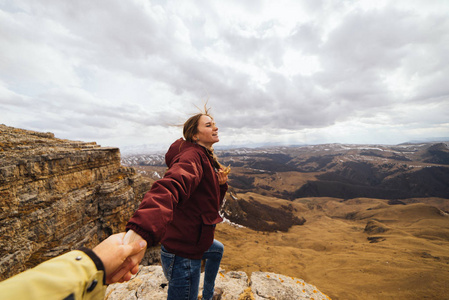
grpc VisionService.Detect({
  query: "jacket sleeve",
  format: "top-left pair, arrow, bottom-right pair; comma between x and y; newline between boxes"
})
0,250 -> 106,300
126,149 -> 203,246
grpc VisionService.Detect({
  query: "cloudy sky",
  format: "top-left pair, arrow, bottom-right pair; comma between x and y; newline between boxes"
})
1,0 -> 448,152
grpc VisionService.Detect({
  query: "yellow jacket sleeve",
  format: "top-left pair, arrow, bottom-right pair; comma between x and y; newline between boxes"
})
0,250 -> 106,300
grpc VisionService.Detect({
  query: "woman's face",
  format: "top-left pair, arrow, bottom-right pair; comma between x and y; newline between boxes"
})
193,115 -> 219,148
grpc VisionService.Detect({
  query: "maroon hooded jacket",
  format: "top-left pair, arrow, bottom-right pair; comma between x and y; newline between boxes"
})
126,138 -> 228,259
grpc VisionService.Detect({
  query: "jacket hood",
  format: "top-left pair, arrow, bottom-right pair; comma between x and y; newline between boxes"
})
165,138 -> 200,168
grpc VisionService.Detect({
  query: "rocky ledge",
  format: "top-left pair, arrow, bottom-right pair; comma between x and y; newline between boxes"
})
0,125 -> 151,280
105,265 -> 331,300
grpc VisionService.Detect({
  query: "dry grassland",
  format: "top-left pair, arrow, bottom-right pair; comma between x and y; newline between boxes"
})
216,195 -> 449,300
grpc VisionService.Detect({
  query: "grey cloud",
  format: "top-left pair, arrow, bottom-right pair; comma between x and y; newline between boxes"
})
220,21 -> 285,68
304,6 -> 449,124
215,72 -> 334,130
289,23 -> 323,54
322,9 -> 422,71
17,1 -> 178,74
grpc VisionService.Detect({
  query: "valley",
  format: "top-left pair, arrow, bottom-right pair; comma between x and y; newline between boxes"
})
215,195 -> 449,299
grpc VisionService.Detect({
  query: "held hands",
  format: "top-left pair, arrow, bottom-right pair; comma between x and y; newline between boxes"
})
120,230 -> 147,280
92,232 -> 147,284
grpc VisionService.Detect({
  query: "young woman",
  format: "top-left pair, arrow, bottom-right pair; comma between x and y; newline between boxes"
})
124,109 -> 229,300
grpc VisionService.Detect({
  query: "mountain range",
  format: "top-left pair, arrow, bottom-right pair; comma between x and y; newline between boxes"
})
122,142 -> 449,202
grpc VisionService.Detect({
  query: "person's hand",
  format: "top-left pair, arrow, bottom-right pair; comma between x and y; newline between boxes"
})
217,169 -> 228,185
92,232 -> 147,284
112,230 -> 147,282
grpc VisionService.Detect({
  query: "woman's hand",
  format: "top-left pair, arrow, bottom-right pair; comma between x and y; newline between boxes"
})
92,232 -> 147,284
217,169 -> 228,185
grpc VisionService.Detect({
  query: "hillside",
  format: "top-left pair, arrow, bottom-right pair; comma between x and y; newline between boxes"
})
219,143 -> 449,200
215,194 -> 449,299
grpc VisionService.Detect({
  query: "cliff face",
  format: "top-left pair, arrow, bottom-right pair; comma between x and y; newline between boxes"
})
0,125 -> 151,280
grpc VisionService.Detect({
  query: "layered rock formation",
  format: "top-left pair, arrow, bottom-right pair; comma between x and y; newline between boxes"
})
0,124 -> 151,280
105,266 -> 331,300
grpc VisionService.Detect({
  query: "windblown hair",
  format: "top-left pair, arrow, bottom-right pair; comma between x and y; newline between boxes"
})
182,105 -> 230,175
183,106 -> 213,143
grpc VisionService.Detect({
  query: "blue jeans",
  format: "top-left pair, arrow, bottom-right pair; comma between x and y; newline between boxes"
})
161,240 -> 224,300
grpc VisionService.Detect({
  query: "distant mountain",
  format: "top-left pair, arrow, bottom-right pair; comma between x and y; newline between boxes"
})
404,137 -> 449,144
120,142 -> 308,154
221,142 -> 449,200
121,153 -> 165,167
120,144 -> 167,155
122,142 -> 449,200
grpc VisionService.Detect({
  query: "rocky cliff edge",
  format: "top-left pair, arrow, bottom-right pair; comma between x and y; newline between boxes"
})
0,124 -> 151,280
